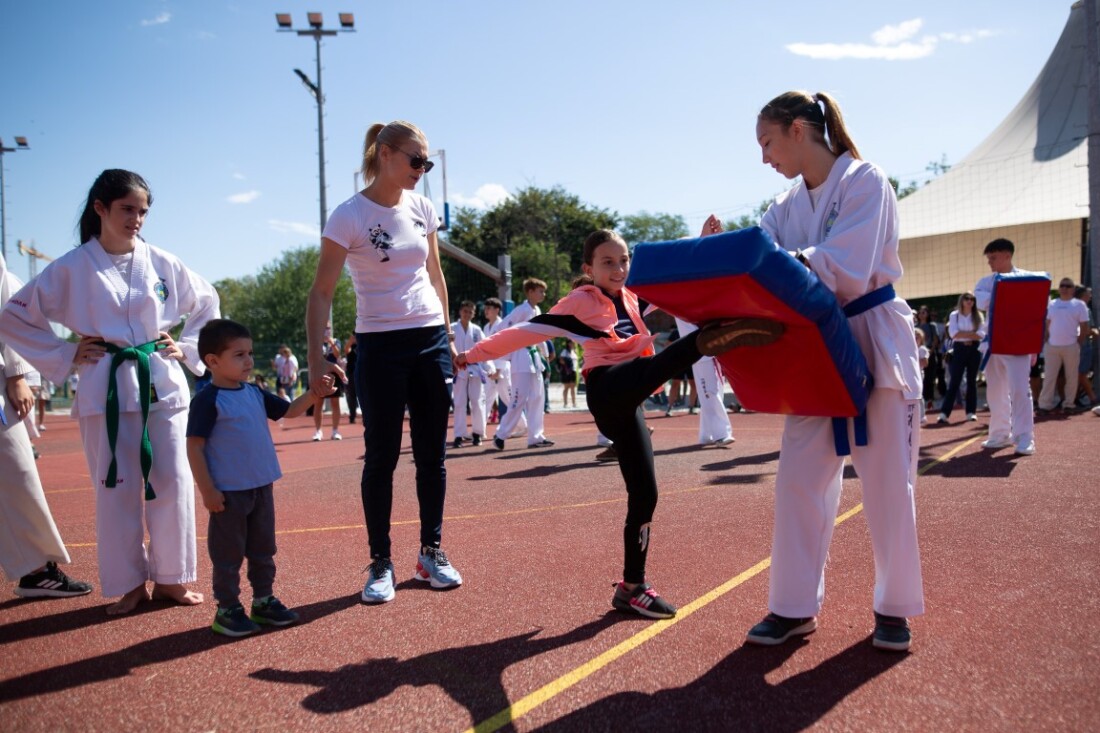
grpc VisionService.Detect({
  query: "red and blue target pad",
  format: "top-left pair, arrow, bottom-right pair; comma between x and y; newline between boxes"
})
626,227 -> 871,418
984,272 -> 1051,359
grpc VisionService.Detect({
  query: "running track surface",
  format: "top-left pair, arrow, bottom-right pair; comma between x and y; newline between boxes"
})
1,405 -> 1098,732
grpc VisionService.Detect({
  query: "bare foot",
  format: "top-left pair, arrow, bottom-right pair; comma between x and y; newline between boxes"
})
106,584 -> 151,616
151,583 -> 204,606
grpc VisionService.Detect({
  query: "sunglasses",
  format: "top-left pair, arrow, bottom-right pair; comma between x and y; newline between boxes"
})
394,147 -> 434,173
962,296 -> 975,301
1060,284 -> 1074,289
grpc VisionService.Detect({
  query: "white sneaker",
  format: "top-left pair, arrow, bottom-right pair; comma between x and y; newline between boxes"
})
414,547 -> 462,589
362,558 -> 396,603
311,430 -> 323,442
1093,405 -> 1100,416
1015,442 -> 1036,456
966,413 -> 977,421
981,437 -> 1013,449
936,414 -> 948,424
331,431 -> 342,441
37,424 -> 46,432
710,436 -> 736,446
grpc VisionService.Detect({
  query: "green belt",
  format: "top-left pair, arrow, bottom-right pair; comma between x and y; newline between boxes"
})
100,340 -> 159,501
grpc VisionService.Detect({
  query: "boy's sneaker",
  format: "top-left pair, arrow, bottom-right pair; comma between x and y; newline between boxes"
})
414,547 -> 463,589
967,413 -> 978,421
936,414 -> 948,424
250,596 -> 299,626
872,612 -> 911,651
745,613 -> 817,645
595,446 -> 618,462
1015,442 -> 1036,456
611,581 -> 677,619
212,604 -> 261,637
981,437 -> 1013,449
362,558 -> 396,603
528,438 -> 555,448
493,436 -> 505,450
331,431 -> 342,441
452,437 -> 465,448
14,562 -> 93,598
472,433 -> 482,447
312,430 -> 323,442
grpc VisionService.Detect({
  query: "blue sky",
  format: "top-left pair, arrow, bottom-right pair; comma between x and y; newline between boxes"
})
0,1 -> 1070,284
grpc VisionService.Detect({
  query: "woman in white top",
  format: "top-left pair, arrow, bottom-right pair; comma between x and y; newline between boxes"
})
307,121 -> 461,604
702,91 -> 924,651
938,292 -> 983,423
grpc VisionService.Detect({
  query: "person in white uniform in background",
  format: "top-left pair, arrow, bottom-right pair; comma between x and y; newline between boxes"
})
701,91 -> 924,651
974,239 -> 1036,455
0,253 -> 93,599
0,169 -> 219,615
452,300 -> 493,447
482,297 -> 523,432
493,278 -> 553,450
674,317 -> 735,446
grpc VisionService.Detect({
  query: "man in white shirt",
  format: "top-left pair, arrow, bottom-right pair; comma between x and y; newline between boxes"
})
493,278 -> 553,449
1038,278 -> 1090,411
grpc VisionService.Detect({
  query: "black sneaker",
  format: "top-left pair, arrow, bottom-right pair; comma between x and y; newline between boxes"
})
493,436 -> 505,451
611,581 -> 677,619
697,318 -> 785,356
14,562 -> 93,598
872,612 -> 911,651
212,604 -> 261,637
745,613 -> 817,645
472,433 -> 482,447
452,437 -> 465,449
528,438 -> 555,448
251,596 -> 300,626
595,446 -> 618,462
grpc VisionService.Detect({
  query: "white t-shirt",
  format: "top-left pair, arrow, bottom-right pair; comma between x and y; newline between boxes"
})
1046,297 -> 1089,347
323,190 -> 443,333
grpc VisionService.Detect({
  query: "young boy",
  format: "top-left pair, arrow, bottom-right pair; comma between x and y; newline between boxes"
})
452,300 -> 493,447
494,278 -> 553,450
186,319 -> 329,637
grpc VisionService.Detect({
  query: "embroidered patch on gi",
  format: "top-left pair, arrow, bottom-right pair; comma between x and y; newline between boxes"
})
824,203 -> 839,236
154,279 -> 169,302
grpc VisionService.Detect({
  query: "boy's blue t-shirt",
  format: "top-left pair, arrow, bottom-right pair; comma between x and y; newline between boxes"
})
186,383 -> 290,491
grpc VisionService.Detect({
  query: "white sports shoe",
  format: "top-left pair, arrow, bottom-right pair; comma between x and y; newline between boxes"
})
331,431 -> 343,441
362,558 -> 396,603
311,430 -> 323,442
1015,442 -> 1036,456
711,436 -> 736,446
981,438 -> 1013,449
414,547 -> 462,589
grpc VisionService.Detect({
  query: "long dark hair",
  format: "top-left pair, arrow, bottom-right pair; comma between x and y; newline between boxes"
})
759,91 -> 861,160
78,169 -> 152,244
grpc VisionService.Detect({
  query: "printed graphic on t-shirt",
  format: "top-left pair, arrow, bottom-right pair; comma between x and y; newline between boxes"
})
413,219 -> 427,236
368,225 -> 393,262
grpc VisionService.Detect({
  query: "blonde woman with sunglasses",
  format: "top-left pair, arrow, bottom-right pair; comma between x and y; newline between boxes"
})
937,292 -> 983,423
307,121 -> 461,605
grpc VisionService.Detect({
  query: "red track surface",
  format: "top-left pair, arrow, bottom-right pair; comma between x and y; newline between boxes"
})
2,404 -> 1098,732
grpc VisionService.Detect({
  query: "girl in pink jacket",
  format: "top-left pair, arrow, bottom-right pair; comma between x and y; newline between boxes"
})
458,229 -> 779,618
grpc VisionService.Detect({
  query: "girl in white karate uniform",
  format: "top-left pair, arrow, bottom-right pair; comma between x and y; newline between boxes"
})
0,170 -> 219,614
703,91 -> 924,651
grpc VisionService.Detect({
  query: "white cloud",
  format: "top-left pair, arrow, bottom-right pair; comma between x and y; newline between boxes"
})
451,183 -> 511,210
787,18 -> 996,61
140,11 -> 171,26
268,219 -> 320,238
227,190 -> 261,204
871,19 -> 923,46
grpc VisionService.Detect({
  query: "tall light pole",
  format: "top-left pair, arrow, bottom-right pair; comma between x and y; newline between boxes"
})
0,136 -> 30,262
275,12 -> 355,239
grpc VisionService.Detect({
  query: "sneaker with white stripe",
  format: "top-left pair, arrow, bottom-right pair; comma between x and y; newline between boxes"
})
611,581 -> 677,619
14,562 -> 93,598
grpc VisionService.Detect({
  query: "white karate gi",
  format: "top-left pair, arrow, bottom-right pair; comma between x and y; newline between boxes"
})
495,301 -> 547,445
674,317 -> 734,444
453,321 -> 494,440
0,259 -> 71,579
975,270 -> 1035,450
0,238 -> 219,596
759,152 -> 925,619
483,316 -> 521,433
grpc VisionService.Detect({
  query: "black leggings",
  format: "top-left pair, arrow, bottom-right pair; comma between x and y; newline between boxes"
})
941,342 -> 980,417
584,332 -> 705,583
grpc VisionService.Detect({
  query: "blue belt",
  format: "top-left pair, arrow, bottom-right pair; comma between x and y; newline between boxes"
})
831,284 -> 893,456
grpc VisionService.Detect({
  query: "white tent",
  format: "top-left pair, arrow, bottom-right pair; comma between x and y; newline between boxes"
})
896,0 -> 1094,299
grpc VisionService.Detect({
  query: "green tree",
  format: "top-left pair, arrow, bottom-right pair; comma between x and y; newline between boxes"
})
619,211 -> 688,245
214,246 -> 355,363
724,200 -> 772,231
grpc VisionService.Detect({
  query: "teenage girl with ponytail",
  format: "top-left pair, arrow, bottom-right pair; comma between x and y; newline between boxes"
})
701,91 -> 925,651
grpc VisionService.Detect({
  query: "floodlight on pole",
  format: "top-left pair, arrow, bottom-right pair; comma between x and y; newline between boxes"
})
275,12 -> 355,239
0,135 -> 30,262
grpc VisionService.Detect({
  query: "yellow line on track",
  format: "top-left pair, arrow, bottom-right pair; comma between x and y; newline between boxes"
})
465,433 -> 979,733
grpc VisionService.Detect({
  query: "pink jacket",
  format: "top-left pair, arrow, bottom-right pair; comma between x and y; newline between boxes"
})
465,285 -> 657,372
